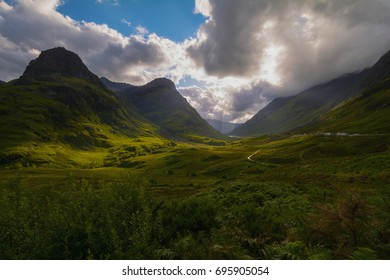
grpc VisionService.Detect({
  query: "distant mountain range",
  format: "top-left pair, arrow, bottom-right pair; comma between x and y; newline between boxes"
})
103,77 -> 224,141
0,47 -> 223,158
231,72 -> 365,136
205,119 -> 242,135
1,45 -> 389,168
0,80 -> 5,84
101,77 -> 236,136
100,78 -> 245,136
232,50 -> 390,136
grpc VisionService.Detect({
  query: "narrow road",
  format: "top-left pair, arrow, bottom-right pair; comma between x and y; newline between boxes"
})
247,150 -> 261,163
247,149 -> 276,167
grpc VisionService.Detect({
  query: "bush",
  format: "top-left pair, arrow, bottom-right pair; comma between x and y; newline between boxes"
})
304,188 -> 380,258
0,179 -> 157,259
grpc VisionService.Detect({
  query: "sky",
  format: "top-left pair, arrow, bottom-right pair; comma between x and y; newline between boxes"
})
1,0 -> 390,123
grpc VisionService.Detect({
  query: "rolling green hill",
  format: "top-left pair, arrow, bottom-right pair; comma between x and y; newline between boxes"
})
114,77 -> 226,141
0,47 -> 165,168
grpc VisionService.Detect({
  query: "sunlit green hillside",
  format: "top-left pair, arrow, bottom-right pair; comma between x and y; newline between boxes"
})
0,47 -> 389,260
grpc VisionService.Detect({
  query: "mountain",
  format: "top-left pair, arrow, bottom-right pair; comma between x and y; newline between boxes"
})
306,50 -> 390,134
232,72 -> 365,136
21,47 -> 102,85
0,47 -> 161,167
311,78 -> 390,133
100,77 -> 134,92
115,78 -> 225,141
0,80 -> 5,84
360,50 -> 390,88
233,49 -> 390,137
206,119 -> 242,135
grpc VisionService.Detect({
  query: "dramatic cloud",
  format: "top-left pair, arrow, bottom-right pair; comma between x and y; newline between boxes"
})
1,0 -> 390,122
185,0 -> 390,121
179,85 -> 219,119
190,0 -> 390,91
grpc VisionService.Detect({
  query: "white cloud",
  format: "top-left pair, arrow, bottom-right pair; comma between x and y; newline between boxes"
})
194,0 -> 211,17
0,0 -> 169,84
17,0 -> 64,15
0,1 -> 13,11
135,25 -> 148,36
95,0 -> 119,6
121,18 -> 131,27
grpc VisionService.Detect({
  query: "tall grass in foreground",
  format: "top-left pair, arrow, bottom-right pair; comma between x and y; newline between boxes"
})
0,179 -> 388,259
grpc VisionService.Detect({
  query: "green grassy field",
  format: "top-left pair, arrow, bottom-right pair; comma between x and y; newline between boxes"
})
0,134 -> 388,259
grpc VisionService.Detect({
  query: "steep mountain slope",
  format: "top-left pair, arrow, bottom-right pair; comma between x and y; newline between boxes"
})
100,77 -> 134,93
309,77 -> 390,134
116,78 -> 225,140
0,80 -> 5,84
232,72 -> 365,136
206,119 -> 242,135
304,50 -> 390,134
0,47 -> 162,167
360,50 -> 390,88
233,49 -> 390,137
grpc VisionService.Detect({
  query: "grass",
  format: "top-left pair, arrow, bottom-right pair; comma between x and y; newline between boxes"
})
307,78 -> 390,134
0,118 -> 389,259
0,77 -> 169,169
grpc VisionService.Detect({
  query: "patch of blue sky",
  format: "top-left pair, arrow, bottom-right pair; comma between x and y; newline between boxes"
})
57,0 -> 206,42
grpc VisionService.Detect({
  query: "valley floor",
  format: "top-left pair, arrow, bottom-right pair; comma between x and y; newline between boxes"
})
0,134 -> 389,259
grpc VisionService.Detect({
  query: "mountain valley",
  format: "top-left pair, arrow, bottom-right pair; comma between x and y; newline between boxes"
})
0,47 -> 389,260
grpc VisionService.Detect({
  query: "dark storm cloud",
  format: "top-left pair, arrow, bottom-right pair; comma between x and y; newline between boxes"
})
190,0 -> 390,93
231,84 -> 265,113
87,39 -> 166,83
188,0 -> 274,77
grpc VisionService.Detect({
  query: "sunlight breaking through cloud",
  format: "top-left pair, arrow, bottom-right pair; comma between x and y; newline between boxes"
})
0,0 -> 390,122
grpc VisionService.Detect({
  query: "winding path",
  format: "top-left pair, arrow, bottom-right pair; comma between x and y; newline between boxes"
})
247,150 -> 261,163
247,149 -> 276,167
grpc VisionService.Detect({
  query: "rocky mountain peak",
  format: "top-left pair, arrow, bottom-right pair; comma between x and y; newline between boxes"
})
21,47 -> 100,84
147,78 -> 176,90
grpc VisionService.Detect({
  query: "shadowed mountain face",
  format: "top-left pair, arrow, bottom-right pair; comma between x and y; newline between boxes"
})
0,47 -> 160,154
115,78 -> 225,140
308,51 -> 390,134
232,49 -> 390,136
232,72 -> 366,136
360,50 -> 390,88
21,47 -> 102,86
0,80 -> 5,84
310,79 -> 390,133
206,119 -> 242,135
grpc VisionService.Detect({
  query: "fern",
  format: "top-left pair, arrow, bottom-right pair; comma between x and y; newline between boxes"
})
349,247 -> 377,260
